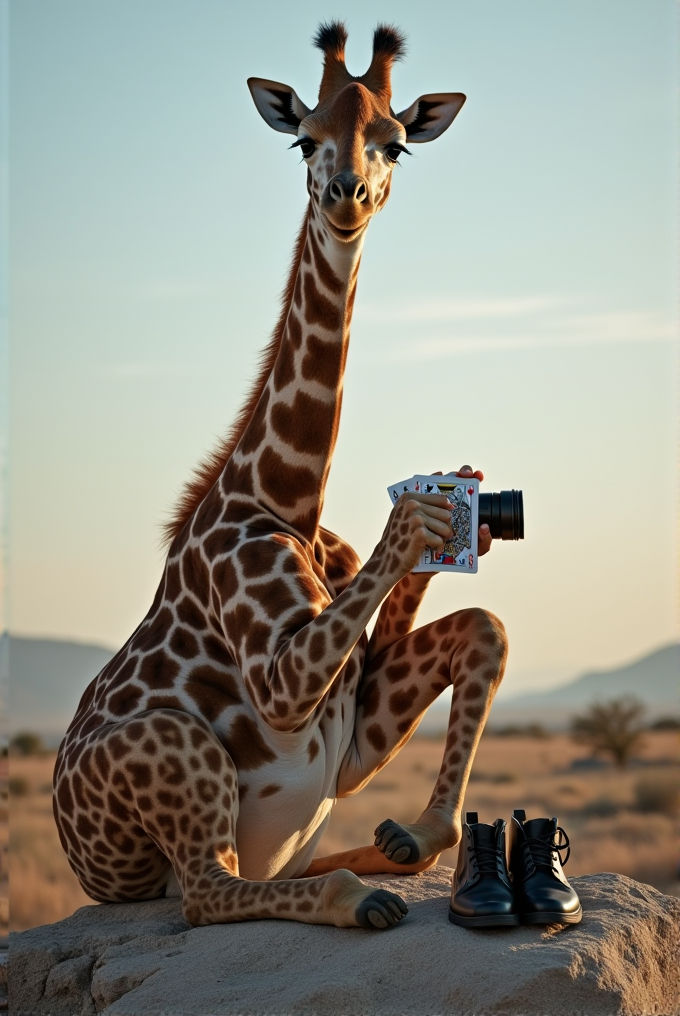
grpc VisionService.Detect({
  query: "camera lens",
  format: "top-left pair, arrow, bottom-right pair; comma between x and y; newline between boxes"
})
478,490 -> 524,540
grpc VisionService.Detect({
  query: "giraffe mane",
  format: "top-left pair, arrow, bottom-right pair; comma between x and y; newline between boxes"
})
161,210 -> 310,549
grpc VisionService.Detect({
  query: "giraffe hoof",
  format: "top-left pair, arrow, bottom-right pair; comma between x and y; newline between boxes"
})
355,889 -> 408,929
374,819 -> 421,864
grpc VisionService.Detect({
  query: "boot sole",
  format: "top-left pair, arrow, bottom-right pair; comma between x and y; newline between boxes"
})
449,908 -> 520,928
520,907 -> 582,925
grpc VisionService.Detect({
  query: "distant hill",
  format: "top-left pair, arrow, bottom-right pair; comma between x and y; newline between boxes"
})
8,635 -> 115,742
420,643 -> 679,733
486,643 -> 679,731
7,634 -> 679,741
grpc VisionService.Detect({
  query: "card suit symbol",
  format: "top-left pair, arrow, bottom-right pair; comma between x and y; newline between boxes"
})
467,486 -> 474,495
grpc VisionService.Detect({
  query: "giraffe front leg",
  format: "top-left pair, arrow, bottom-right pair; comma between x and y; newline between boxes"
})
338,606 -> 508,867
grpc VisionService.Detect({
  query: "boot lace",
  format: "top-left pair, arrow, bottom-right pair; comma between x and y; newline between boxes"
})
472,843 -> 505,877
524,826 -> 571,874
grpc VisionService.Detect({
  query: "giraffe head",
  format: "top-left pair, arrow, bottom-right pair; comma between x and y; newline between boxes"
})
248,23 -> 466,244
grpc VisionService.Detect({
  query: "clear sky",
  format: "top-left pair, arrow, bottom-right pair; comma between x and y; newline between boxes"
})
8,0 -> 678,694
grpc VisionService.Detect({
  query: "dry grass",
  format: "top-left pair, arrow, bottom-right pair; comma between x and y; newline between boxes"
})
9,731 -> 679,932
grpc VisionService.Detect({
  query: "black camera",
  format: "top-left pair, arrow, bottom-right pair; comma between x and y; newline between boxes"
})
478,490 -> 524,541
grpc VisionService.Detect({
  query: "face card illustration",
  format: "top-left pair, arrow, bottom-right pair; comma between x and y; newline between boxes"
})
411,475 -> 479,574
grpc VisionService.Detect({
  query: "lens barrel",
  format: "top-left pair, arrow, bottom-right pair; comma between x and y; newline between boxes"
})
478,490 -> 524,541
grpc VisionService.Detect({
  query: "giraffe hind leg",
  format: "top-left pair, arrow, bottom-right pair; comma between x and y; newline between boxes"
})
54,709 -> 408,929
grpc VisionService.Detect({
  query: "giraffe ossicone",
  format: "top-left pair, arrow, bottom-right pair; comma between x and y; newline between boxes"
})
53,22 -> 508,931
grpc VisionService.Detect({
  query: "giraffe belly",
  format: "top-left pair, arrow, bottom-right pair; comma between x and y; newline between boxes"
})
233,702 -> 353,881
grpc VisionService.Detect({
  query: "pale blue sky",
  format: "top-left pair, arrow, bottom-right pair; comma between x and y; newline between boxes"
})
9,0 -> 678,692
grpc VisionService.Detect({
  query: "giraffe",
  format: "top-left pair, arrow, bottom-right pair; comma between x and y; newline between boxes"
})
53,22 -> 508,932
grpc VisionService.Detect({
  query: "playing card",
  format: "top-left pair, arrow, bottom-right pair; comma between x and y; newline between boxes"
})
386,476 -> 416,504
386,473 -> 479,574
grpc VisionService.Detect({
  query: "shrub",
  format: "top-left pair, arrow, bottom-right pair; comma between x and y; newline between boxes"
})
570,697 -> 646,769
634,775 -> 679,816
648,716 -> 680,731
10,732 -> 44,757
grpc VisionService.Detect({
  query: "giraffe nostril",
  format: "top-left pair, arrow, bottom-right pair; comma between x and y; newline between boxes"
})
329,178 -> 345,202
354,180 -> 367,203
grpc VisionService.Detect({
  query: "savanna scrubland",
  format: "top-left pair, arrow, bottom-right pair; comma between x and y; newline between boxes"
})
8,730 -> 678,932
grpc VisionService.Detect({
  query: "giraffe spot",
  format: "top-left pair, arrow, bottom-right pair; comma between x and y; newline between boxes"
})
238,388 -> 270,455
55,779 -> 74,818
449,750 -> 462,764
192,483 -> 227,538
331,624 -> 349,650
184,665 -> 242,722
213,556 -> 239,603
301,333 -> 344,389
341,596 -> 368,620
80,712 -> 105,736
203,525 -> 240,560
196,777 -> 220,803
223,602 -> 255,648
389,684 -> 419,715
258,446 -> 317,507
297,900 -> 314,913
124,762 -> 152,789
107,683 -> 144,716
227,715 -> 276,770
202,634 -> 233,666
271,390 -> 335,457
483,666 -> 500,684
288,311 -> 303,349
258,783 -> 282,798
463,681 -> 484,701
385,662 -> 410,684
148,694 -> 184,713
138,651 -> 180,691
430,681 -> 447,694
133,608 -> 173,654
169,522 -> 192,558
170,627 -> 199,660
274,346 -> 296,391
306,672 -> 324,694
308,631 -> 326,663
366,723 -> 387,752
177,597 -> 208,631
307,738 -> 320,763
464,703 -> 484,720
465,648 -> 485,671
418,656 -> 436,675
455,611 -> 473,632
303,270 -> 342,330
150,715 -> 185,748
308,229 -> 343,294
165,562 -> 182,602
414,629 -> 436,655
245,577 -> 297,619
237,539 -> 285,579
395,620 -> 409,635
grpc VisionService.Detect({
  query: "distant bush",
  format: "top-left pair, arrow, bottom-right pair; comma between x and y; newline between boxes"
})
648,717 -> 680,731
9,776 -> 29,796
10,732 -> 44,757
571,697 -> 645,769
581,796 -> 621,819
634,775 -> 679,816
490,723 -> 550,739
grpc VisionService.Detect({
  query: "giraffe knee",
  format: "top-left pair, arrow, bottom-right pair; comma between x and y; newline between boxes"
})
455,607 -> 508,685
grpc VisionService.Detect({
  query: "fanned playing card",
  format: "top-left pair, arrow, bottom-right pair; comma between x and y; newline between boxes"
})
386,474 -> 479,574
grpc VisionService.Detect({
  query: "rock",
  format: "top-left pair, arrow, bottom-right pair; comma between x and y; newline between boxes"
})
9,868 -> 679,1016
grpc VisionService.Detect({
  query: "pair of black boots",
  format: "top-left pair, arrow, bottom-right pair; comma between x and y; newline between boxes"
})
449,809 -> 582,928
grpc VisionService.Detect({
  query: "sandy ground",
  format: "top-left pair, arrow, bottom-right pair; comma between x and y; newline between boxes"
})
9,731 -> 679,931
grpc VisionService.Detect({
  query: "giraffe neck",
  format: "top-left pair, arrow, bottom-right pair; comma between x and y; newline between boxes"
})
224,205 -> 365,542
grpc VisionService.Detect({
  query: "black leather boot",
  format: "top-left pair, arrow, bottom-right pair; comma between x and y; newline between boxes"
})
509,809 -> 582,924
449,812 -> 519,928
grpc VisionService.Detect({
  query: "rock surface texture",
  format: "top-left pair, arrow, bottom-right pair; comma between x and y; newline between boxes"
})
9,867 -> 680,1016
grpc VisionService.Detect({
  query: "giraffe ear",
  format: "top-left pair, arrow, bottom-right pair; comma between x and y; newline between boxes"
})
248,78 -> 312,135
395,93 -> 466,143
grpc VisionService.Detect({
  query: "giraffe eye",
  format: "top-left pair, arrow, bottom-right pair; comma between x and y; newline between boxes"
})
291,137 -> 317,159
385,144 -> 408,164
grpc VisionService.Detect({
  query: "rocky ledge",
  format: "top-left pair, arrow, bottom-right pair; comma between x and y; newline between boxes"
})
9,868 -> 679,1016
